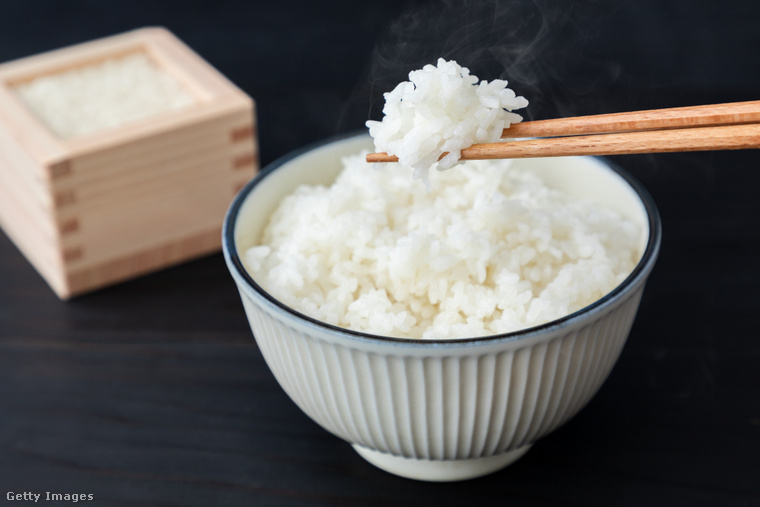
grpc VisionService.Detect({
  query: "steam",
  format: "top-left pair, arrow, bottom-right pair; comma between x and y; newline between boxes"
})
362,0 -> 623,122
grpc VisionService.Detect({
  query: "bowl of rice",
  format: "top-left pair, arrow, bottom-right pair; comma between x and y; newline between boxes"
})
223,60 -> 661,481
223,131 -> 661,481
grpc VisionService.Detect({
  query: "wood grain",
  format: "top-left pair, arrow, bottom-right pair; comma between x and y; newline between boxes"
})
462,123 -> 760,159
367,101 -> 760,163
504,100 -> 760,138
0,28 -> 257,299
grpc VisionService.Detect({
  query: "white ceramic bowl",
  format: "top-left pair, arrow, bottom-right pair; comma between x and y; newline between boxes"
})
222,132 -> 661,482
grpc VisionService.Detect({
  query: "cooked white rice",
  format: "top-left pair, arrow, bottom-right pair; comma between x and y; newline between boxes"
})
14,52 -> 195,139
366,58 -> 528,187
244,153 -> 641,340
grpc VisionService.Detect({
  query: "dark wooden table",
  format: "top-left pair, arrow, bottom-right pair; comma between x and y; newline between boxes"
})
1,1 -> 759,505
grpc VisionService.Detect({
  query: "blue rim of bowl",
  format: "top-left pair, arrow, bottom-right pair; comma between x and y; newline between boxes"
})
223,131 -> 662,347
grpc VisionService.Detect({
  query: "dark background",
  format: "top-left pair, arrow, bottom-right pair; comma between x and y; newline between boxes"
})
1,1 -> 758,505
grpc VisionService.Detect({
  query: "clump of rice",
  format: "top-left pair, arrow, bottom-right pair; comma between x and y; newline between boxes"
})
244,154 -> 641,340
366,58 -> 528,187
14,52 -> 195,139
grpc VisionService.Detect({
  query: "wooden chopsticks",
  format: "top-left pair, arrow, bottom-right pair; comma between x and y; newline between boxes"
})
365,100 -> 760,163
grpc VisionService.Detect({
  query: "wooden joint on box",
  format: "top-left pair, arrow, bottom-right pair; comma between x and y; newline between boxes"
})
47,160 -> 72,180
62,246 -> 83,263
54,190 -> 76,208
58,217 -> 80,235
0,28 -> 257,299
232,152 -> 256,170
230,125 -> 255,143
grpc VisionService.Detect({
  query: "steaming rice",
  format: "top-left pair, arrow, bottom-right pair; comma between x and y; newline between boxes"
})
244,60 -> 639,340
244,154 -> 641,340
366,58 -> 528,187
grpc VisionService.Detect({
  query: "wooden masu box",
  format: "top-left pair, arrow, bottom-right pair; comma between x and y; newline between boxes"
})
0,27 -> 257,299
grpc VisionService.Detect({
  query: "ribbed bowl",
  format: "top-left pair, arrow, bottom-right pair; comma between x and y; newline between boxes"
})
223,132 -> 661,481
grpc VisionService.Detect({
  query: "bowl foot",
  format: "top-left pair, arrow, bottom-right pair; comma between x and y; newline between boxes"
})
352,444 -> 532,482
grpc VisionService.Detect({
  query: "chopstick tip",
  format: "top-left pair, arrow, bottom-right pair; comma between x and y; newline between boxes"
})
366,152 -> 398,163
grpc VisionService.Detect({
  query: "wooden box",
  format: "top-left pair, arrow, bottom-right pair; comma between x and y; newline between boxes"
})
0,27 -> 257,299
